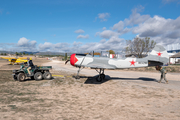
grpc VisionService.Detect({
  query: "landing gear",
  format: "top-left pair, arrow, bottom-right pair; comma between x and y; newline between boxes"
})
95,69 -> 105,82
75,67 -> 105,82
75,67 -> 84,79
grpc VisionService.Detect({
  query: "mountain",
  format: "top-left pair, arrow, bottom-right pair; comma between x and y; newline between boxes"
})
0,50 -> 73,56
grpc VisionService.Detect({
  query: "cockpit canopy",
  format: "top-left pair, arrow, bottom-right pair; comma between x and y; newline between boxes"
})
87,51 -> 126,58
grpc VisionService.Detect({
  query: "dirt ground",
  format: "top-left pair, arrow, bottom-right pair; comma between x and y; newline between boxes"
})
0,58 -> 180,120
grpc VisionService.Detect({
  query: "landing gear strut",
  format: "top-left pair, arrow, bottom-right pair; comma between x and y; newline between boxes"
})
75,66 -> 84,79
95,69 -> 105,82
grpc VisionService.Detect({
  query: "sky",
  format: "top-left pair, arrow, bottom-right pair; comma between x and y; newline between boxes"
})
0,0 -> 180,53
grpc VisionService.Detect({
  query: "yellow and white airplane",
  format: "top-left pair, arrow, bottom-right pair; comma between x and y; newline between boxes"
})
1,57 -> 31,65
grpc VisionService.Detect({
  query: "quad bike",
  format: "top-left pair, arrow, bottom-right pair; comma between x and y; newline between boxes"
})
12,65 -> 52,82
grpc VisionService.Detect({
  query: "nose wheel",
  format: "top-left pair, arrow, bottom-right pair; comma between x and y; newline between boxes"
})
95,69 -> 105,82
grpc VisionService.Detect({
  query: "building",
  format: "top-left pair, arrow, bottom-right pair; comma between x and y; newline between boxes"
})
167,43 -> 180,53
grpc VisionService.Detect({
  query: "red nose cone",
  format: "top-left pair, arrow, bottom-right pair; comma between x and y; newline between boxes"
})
70,53 -> 78,66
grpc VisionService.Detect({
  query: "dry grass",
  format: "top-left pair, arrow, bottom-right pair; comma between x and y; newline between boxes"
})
0,61 -> 180,119
123,66 -> 180,72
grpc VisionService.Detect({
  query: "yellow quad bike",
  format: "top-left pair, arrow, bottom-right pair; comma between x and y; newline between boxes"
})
12,65 -> 52,82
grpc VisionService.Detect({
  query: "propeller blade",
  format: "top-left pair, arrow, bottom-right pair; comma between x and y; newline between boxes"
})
65,60 -> 70,65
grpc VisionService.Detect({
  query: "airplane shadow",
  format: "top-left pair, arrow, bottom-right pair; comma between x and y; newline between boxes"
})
83,75 -> 158,84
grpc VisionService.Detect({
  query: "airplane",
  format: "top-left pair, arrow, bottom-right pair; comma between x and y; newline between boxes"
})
66,45 -> 169,82
1,57 -> 30,65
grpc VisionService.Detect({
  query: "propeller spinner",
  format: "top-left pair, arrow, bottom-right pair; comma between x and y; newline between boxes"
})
65,53 -> 78,66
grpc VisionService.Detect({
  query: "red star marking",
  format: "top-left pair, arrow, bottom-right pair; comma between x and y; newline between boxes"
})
157,52 -> 162,56
130,59 -> 136,66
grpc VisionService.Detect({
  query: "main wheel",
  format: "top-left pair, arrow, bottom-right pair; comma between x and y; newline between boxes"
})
96,74 -> 105,82
43,72 -> 52,80
17,73 -> 26,82
101,74 -> 105,79
34,72 -> 43,81
96,75 -> 103,82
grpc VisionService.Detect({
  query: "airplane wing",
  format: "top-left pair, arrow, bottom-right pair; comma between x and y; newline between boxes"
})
85,63 -> 115,69
18,57 -> 28,60
16,59 -> 28,63
1,57 -> 17,60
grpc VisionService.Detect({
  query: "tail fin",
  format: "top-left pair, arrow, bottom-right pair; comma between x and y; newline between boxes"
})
147,45 -> 169,65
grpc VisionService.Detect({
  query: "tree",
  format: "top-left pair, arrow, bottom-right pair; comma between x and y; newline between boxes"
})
94,52 -> 100,55
64,53 -> 67,60
23,52 -> 25,55
109,50 -> 115,54
16,52 -> 19,56
125,37 -> 156,58
4,53 -> 7,55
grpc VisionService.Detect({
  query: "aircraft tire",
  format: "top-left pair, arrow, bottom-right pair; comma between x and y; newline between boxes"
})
75,75 -> 80,79
43,72 -> 52,80
17,73 -> 26,82
34,72 -> 43,81
101,74 -> 105,79
96,75 -> 103,82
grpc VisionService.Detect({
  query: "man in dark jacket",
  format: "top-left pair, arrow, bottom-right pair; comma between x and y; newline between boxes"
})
155,65 -> 168,84
27,57 -> 34,75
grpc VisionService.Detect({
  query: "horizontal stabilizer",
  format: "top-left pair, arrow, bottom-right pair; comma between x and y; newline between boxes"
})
148,60 -> 163,66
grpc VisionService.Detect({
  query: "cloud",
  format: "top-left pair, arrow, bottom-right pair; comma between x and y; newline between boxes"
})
151,36 -> 180,46
17,37 -> 37,48
100,39 -> 106,43
133,16 -> 180,39
36,36 -> 125,53
97,30 -> 120,39
112,21 -> 124,32
98,13 -> 110,22
0,37 -> 38,52
77,35 -> 89,39
110,5 -> 180,47
112,5 -> 150,32
73,41 -> 82,47
76,37 -> 125,52
38,42 -> 70,52
74,29 -> 85,34
165,30 -> 180,39
38,42 -> 53,51
1,37 -> 126,53
124,6 -> 150,26
17,37 -> 29,46
102,27 -> 106,30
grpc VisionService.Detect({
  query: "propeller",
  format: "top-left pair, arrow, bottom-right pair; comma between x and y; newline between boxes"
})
65,60 -> 70,65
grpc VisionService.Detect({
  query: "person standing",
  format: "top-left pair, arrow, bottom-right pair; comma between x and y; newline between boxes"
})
155,65 -> 168,84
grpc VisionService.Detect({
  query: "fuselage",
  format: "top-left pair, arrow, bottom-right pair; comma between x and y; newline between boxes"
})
9,59 -> 28,64
70,53 -> 149,69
